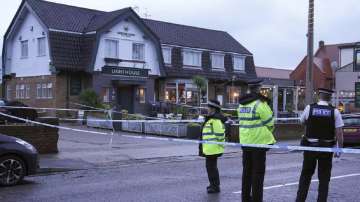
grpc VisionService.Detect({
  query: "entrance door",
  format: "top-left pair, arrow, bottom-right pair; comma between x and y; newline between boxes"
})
117,86 -> 134,113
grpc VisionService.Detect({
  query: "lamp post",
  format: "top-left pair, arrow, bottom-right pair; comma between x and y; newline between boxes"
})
305,0 -> 315,105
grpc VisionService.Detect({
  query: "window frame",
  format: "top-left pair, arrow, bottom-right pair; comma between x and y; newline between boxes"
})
183,49 -> 202,67
37,37 -> 46,57
104,39 -> 119,59
20,40 -> 29,59
162,47 -> 172,64
132,43 -> 145,61
211,53 -> 225,70
233,55 -> 246,71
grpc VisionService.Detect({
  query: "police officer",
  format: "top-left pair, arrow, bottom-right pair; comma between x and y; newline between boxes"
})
237,79 -> 276,202
296,88 -> 344,202
199,99 -> 227,194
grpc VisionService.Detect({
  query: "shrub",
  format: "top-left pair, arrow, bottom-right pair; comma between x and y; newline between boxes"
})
79,89 -> 102,109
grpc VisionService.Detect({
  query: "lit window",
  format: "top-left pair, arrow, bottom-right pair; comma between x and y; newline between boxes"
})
103,87 -> 110,103
138,88 -> 146,104
234,56 -> 245,71
37,37 -> 46,56
132,43 -> 145,61
105,39 -> 119,58
183,50 -> 201,67
227,86 -> 241,104
211,53 -> 224,69
162,47 -> 172,64
21,40 -> 28,58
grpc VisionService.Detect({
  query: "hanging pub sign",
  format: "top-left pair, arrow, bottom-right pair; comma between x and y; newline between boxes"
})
355,82 -> 360,108
354,42 -> 360,72
102,66 -> 149,78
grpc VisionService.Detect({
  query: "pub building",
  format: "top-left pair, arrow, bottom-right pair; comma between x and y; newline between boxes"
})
2,0 -> 257,115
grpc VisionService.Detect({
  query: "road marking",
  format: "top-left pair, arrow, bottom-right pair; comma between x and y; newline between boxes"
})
233,173 -> 360,194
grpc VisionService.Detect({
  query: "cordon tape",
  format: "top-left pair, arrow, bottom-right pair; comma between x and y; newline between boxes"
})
0,111 -> 359,154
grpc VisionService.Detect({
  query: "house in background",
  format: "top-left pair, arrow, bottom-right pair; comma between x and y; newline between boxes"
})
290,41 -> 336,110
256,66 -> 296,117
2,0 -> 257,114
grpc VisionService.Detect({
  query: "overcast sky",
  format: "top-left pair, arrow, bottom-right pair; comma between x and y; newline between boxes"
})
1,0 -> 360,70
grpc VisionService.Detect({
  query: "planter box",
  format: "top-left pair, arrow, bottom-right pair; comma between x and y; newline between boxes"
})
144,122 -> 187,137
121,121 -> 144,133
86,115 -> 113,130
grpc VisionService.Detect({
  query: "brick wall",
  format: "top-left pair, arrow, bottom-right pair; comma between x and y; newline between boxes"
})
171,48 -> 183,68
201,51 -> 211,71
224,54 -> 233,72
0,118 -> 59,154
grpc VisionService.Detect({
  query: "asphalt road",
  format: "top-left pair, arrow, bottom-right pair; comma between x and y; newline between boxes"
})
1,151 -> 360,202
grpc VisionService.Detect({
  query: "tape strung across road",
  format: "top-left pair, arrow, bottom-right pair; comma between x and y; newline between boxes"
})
0,112 -> 358,154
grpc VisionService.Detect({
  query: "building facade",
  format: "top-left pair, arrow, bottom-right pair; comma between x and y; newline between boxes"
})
2,0 -> 257,114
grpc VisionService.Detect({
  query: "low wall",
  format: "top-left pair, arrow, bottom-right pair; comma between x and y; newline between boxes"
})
0,118 -> 59,154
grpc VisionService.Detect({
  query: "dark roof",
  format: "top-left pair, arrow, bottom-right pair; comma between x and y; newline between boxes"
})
26,0 -> 250,55
143,19 -> 252,55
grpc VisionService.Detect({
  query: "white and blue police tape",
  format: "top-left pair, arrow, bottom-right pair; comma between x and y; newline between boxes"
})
0,111 -> 357,154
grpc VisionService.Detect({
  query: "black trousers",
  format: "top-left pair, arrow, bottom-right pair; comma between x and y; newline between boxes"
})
206,156 -> 220,187
296,151 -> 333,202
242,148 -> 267,202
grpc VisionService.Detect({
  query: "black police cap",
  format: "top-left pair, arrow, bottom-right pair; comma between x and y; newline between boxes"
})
318,88 -> 334,95
246,78 -> 264,86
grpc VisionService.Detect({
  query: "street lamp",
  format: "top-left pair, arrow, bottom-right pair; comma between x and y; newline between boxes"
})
305,0 -> 315,105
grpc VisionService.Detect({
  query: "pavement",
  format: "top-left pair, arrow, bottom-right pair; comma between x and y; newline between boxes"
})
39,125 -> 297,170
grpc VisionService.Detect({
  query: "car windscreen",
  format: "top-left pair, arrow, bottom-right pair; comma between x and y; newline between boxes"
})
0,100 -> 5,106
343,117 -> 360,126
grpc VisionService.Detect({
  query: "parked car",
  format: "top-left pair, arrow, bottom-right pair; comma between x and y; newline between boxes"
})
0,99 -> 38,124
342,115 -> 360,145
0,134 -> 38,186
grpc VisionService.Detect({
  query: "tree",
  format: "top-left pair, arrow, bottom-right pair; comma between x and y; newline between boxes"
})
79,89 -> 102,108
192,76 -> 207,106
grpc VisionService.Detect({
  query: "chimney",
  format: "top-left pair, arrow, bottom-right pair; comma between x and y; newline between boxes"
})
319,40 -> 325,48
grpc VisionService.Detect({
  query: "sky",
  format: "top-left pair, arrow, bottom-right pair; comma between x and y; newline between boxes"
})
1,0 -> 360,70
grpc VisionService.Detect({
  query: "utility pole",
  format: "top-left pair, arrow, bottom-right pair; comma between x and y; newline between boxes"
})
305,0 -> 314,105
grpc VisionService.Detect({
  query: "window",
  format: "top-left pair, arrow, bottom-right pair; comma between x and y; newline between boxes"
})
47,83 -> 53,98
6,85 -> 11,100
183,50 -> 201,67
36,83 -> 53,99
227,86 -> 241,104
21,40 -> 28,58
132,43 -> 145,61
162,47 -> 172,64
16,84 -> 26,99
37,37 -> 46,56
37,84 -> 42,98
234,56 -> 245,71
25,84 -> 31,99
105,39 -> 119,58
103,87 -> 111,103
70,77 -> 82,96
138,88 -> 146,104
211,53 -> 224,69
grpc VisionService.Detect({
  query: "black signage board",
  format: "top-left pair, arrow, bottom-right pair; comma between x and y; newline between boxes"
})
102,66 -> 149,78
355,82 -> 360,108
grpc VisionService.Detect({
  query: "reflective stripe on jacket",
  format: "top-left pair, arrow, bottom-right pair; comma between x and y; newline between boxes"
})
238,100 -> 276,145
201,118 -> 225,155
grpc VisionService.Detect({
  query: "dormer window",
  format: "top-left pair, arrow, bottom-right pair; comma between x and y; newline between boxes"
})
162,47 -> 172,64
233,55 -> 246,71
105,39 -> 119,59
211,53 -> 225,69
183,49 -> 201,67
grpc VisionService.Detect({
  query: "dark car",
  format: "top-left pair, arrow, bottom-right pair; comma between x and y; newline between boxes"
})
0,134 -> 38,186
342,115 -> 360,145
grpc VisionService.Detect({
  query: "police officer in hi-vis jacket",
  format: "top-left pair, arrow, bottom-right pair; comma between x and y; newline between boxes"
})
296,88 -> 344,202
237,78 -> 276,202
199,99 -> 227,194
